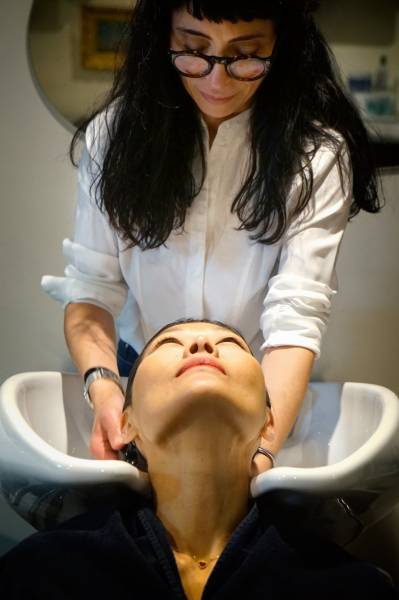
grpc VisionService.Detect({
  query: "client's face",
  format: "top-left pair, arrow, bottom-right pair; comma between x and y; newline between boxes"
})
121,322 -> 270,464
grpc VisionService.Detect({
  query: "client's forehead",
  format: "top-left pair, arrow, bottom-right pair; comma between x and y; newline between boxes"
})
164,323 -> 228,335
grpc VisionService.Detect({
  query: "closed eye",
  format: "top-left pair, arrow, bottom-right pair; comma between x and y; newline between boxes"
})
153,336 -> 182,350
217,337 -> 249,352
183,44 -> 205,53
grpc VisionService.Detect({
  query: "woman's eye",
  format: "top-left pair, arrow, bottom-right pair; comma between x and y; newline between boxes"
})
155,337 -> 181,348
236,48 -> 258,55
218,337 -> 246,350
183,44 -> 204,52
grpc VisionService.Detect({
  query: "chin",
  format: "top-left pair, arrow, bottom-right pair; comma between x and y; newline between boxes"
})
199,101 -> 242,120
192,88 -> 235,108
203,105 -> 237,117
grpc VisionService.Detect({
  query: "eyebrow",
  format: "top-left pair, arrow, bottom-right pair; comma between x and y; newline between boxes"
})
175,27 -> 267,44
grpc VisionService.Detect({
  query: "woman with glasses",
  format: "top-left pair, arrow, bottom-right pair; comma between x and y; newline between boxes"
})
42,1 -> 379,467
0,319 -> 396,599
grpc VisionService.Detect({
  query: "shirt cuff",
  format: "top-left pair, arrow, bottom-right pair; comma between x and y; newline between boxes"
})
41,273 -> 127,319
260,275 -> 337,361
260,334 -> 320,360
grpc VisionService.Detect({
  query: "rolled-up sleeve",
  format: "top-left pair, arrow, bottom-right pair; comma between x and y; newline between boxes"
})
41,119 -> 128,318
260,139 -> 353,360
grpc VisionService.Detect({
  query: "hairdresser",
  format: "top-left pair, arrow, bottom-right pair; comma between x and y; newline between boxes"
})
42,0 -> 380,466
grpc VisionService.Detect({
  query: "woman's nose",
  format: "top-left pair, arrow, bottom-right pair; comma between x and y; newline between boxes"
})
206,62 -> 231,87
188,335 -> 218,355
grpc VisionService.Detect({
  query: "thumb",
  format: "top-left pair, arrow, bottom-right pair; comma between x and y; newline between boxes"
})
107,416 -> 125,450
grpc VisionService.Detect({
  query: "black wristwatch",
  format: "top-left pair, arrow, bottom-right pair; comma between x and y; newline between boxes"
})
83,367 -> 124,409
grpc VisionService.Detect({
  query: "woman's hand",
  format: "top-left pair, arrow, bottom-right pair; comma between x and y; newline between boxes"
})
63,303 -> 126,459
89,379 -> 126,460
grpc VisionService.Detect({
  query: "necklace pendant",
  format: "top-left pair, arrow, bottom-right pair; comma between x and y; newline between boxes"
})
198,560 -> 208,569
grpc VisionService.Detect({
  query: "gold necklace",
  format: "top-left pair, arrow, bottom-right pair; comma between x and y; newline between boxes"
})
190,554 -> 220,570
173,549 -> 220,570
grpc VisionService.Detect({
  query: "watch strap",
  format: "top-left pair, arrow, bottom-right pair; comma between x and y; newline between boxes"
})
84,366 -> 103,384
83,367 -> 124,409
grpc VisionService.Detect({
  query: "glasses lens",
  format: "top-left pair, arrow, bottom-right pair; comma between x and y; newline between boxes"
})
174,54 -> 210,76
230,59 -> 267,80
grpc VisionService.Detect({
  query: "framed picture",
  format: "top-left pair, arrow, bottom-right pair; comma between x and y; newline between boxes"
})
81,6 -> 132,71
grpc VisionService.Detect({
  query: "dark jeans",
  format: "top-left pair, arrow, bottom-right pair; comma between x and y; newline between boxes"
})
117,340 -> 139,377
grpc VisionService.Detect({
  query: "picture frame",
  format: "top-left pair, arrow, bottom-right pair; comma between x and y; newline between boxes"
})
81,6 -> 132,71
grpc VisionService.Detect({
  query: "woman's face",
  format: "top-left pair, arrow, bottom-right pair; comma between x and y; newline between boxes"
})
123,322 -> 269,451
170,8 -> 277,120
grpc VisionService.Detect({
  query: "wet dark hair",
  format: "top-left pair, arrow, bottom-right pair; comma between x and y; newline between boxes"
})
120,317 -> 270,472
70,0 -> 381,251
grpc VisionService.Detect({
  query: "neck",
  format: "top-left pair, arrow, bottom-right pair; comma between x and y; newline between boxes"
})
149,431 -> 256,560
201,105 -> 251,149
203,112 -> 236,147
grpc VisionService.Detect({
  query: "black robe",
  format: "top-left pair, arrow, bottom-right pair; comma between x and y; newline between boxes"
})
0,491 -> 397,599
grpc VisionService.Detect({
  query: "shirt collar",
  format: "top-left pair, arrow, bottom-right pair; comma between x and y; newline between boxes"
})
199,105 -> 252,133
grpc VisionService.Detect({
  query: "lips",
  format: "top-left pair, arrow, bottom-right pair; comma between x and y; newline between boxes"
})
200,91 -> 235,103
176,356 -> 226,377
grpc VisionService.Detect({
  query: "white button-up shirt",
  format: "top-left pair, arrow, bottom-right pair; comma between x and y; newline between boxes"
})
41,107 -> 352,361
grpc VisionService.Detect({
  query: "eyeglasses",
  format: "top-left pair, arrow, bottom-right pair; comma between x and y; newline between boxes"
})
168,49 -> 273,82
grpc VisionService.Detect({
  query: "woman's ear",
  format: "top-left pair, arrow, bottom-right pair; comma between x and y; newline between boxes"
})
261,407 -> 275,444
249,410 -> 275,477
120,408 -> 140,445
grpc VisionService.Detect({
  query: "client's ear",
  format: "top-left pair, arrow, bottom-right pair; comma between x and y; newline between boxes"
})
249,411 -> 275,477
119,410 -> 148,472
120,409 -> 140,445
260,408 -> 275,444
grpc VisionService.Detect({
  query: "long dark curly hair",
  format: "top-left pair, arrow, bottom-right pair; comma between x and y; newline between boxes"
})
70,0 -> 381,250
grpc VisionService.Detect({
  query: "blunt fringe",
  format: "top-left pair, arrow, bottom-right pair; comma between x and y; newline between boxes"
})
70,0 -> 381,250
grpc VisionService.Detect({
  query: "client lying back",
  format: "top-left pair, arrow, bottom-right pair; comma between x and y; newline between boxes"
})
0,319 -> 397,600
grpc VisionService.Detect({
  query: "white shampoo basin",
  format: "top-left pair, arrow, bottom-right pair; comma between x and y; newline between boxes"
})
1,372 -> 399,545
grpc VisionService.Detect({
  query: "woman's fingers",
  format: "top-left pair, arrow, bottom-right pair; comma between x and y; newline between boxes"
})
90,430 -> 119,460
88,382 -> 126,459
90,404 -> 124,459
101,408 -> 125,450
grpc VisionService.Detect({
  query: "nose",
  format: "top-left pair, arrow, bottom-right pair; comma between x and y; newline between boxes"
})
206,62 -> 231,88
188,335 -> 219,356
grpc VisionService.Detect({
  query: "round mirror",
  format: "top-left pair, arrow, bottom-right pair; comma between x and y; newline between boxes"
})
28,0 -> 134,127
